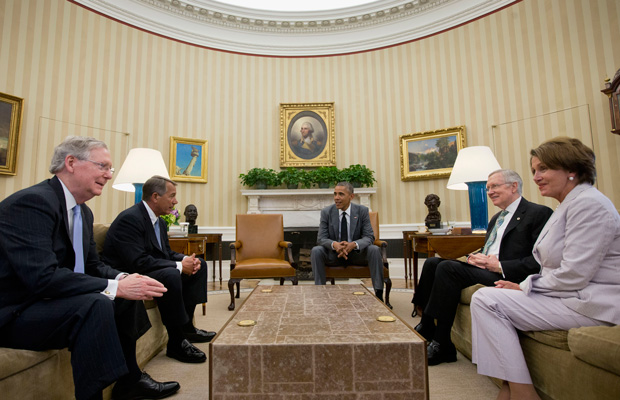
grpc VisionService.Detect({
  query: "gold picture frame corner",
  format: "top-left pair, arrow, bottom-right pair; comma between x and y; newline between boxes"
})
169,136 -> 208,183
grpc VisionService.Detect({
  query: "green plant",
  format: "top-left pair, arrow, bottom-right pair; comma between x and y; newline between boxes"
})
239,168 -> 280,188
310,166 -> 340,188
160,208 -> 180,228
340,164 -> 376,187
278,168 -> 311,189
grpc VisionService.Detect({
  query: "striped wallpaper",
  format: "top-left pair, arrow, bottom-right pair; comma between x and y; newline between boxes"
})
0,0 -> 619,229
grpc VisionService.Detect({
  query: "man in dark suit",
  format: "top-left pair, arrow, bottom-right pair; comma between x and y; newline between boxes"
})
311,181 -> 385,300
0,137 -> 179,400
412,169 -> 553,365
103,175 -> 213,364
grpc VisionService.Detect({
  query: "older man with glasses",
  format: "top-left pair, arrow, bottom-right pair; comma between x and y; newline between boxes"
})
411,169 -> 553,365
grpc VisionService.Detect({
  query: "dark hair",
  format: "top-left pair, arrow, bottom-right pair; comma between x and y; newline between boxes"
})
530,137 -> 596,185
335,181 -> 354,194
142,175 -> 177,201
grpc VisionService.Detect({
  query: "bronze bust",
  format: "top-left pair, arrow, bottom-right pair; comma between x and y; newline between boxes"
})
184,204 -> 198,234
424,194 -> 442,229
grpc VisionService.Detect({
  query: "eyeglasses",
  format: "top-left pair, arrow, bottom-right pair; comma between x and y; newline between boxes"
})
486,183 -> 511,192
85,159 -> 115,174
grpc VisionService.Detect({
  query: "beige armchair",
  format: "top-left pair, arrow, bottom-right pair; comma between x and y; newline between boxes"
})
228,214 -> 298,310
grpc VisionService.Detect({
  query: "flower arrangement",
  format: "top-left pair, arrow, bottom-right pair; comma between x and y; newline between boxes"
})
160,208 -> 180,228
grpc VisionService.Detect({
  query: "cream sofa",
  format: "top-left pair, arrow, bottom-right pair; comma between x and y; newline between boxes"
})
452,284 -> 620,400
0,224 -> 168,399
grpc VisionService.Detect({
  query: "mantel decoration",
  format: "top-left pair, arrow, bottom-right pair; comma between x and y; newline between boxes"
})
0,92 -> 24,176
399,126 -> 466,181
280,102 -> 336,167
601,67 -> 620,135
169,136 -> 208,183
239,165 -> 376,189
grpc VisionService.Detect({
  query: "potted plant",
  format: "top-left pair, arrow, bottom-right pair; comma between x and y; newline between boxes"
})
311,166 -> 340,188
278,168 -> 311,189
340,164 -> 376,187
160,208 -> 180,230
239,168 -> 280,189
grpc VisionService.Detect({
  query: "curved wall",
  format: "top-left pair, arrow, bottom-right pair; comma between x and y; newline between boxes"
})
0,0 -> 618,229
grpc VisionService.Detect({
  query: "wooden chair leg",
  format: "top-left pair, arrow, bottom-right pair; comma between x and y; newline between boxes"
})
279,277 -> 285,285
292,276 -> 298,285
228,279 -> 237,311
384,277 -> 393,309
235,281 -> 241,298
329,278 -> 335,285
202,302 -> 206,315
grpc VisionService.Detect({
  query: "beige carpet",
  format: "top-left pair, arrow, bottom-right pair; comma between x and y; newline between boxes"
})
144,285 -> 499,399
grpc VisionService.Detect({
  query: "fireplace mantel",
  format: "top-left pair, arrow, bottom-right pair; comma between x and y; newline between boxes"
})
241,187 -> 377,228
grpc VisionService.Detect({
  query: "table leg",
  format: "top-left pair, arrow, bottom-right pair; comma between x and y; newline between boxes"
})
402,238 -> 409,281
218,242 -> 223,286
413,250 -> 418,290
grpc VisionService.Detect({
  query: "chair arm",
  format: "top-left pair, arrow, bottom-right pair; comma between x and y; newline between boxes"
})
278,241 -> 292,248
229,241 -> 241,268
278,241 -> 297,269
374,239 -> 388,265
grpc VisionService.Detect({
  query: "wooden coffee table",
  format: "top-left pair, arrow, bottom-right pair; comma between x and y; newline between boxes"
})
209,285 -> 428,399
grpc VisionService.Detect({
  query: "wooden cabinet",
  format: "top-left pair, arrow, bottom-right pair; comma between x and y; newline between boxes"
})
169,234 -> 223,284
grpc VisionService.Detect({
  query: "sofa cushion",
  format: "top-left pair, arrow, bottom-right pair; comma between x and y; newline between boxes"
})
519,330 -> 569,351
459,284 -> 485,305
93,223 -> 111,255
0,348 -> 60,379
568,325 -> 620,376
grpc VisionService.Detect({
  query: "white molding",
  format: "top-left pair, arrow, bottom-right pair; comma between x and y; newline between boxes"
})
73,0 -> 518,56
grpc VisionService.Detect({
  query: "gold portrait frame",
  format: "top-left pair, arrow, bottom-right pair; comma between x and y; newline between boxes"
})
400,126 -> 467,181
169,137 -> 208,183
280,102 -> 336,167
0,92 -> 24,175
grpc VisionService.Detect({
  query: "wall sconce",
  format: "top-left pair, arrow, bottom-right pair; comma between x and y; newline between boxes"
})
112,148 -> 170,204
601,68 -> 620,135
446,146 -> 501,233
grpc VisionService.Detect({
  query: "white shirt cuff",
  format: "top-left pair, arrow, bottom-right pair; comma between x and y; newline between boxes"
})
102,279 -> 119,300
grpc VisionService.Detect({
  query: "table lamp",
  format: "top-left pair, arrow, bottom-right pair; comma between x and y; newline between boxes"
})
112,148 -> 170,204
446,146 -> 501,234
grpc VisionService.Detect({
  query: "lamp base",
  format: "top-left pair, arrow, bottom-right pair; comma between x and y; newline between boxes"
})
466,181 -> 489,234
132,183 -> 143,204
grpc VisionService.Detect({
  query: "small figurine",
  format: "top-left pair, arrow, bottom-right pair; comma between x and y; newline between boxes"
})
424,194 -> 442,229
184,204 -> 198,234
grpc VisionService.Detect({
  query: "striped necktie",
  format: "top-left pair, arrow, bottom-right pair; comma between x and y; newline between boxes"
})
482,210 -> 509,255
72,205 -> 84,273
154,219 -> 162,249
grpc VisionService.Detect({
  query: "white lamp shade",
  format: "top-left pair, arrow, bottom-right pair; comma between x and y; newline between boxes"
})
112,148 -> 170,192
446,146 -> 501,190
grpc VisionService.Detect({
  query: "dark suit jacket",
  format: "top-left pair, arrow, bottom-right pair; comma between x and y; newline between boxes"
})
102,202 -> 185,274
317,203 -> 375,251
488,197 -> 554,282
0,176 -> 121,328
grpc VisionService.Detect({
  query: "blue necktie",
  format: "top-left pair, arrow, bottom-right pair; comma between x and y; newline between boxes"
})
154,219 -> 162,249
482,210 -> 509,255
72,205 -> 84,273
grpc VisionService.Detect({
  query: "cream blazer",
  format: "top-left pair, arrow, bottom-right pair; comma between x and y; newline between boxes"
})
521,184 -> 620,325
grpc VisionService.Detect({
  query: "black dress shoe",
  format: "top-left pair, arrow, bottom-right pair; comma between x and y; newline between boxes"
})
427,340 -> 457,366
111,372 -> 180,400
183,327 -> 217,343
414,322 -> 435,342
166,339 -> 207,363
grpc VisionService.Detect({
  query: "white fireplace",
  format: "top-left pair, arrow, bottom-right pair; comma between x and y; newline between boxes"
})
241,188 -> 377,228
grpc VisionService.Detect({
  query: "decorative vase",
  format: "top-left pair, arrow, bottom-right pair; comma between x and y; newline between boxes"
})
256,180 -> 267,190
286,183 -> 298,189
352,181 -> 362,188
318,182 -> 330,189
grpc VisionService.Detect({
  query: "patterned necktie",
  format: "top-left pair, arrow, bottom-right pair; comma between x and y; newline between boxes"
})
72,205 -> 84,273
154,219 -> 162,249
482,210 -> 509,255
340,211 -> 348,242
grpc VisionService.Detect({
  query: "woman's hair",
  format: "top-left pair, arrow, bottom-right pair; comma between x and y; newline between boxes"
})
530,137 -> 596,185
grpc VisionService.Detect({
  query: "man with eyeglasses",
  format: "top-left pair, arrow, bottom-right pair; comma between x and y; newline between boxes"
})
411,169 -> 553,366
0,136 -> 180,400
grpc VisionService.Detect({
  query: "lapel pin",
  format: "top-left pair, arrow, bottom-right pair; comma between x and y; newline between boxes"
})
517,217 -> 521,220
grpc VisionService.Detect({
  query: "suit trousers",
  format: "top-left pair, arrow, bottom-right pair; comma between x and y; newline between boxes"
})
0,294 -> 130,400
311,244 -> 384,290
471,287 -> 607,384
146,259 -> 208,328
412,257 -> 501,342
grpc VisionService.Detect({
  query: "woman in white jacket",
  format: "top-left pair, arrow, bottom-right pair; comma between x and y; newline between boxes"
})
470,137 -> 620,400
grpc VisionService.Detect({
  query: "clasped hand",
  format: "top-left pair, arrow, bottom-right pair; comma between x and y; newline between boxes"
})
333,241 -> 356,260
117,273 -> 167,300
467,253 -> 500,273
181,253 -> 201,275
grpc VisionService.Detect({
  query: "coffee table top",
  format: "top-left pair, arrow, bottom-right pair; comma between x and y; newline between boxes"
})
215,284 -> 421,345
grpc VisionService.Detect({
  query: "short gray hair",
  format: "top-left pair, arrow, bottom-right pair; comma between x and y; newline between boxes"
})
301,122 -> 314,134
49,136 -> 108,174
335,181 -> 354,194
489,169 -> 523,195
142,175 -> 177,201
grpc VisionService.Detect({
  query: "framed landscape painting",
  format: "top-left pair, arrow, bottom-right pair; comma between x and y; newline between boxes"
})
0,92 -> 24,175
280,102 -> 336,167
400,126 -> 466,181
169,137 -> 208,183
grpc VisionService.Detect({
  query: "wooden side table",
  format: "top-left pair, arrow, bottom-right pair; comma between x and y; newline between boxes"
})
403,231 -> 486,289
